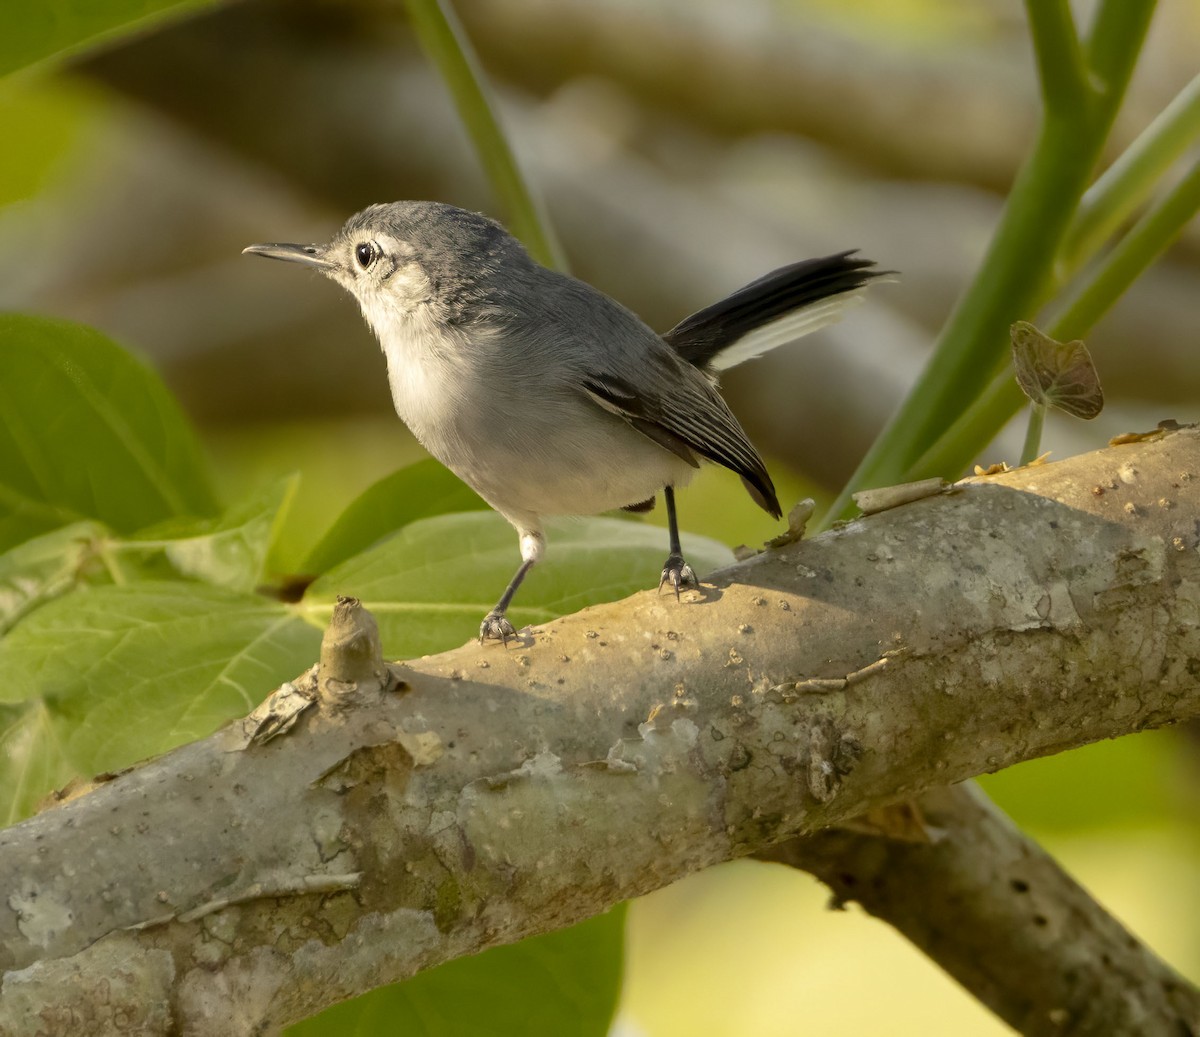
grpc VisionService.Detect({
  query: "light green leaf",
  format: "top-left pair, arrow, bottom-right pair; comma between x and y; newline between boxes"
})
288,906 -> 625,1037
303,512 -> 734,658
0,314 -> 219,552
0,0 -> 223,78
0,520 -> 110,633
0,581 -> 320,779
304,460 -> 486,576
127,477 -> 297,592
0,701 -> 74,826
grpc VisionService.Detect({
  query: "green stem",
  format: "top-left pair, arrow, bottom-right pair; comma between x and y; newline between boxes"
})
1083,0 -> 1159,98
1025,0 -> 1088,112
1059,73 -> 1200,276
403,0 -> 567,271
908,372 -> 1021,479
95,539 -> 127,587
819,117 -> 1093,525
911,158 -> 1200,480
819,0 -> 1155,528
1053,159 -> 1200,336
1020,404 -> 1046,466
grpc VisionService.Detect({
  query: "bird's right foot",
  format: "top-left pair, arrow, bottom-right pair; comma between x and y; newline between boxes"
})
659,554 -> 698,599
479,610 -> 517,644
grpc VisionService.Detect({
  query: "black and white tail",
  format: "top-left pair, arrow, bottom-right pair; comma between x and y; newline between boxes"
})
663,251 -> 883,372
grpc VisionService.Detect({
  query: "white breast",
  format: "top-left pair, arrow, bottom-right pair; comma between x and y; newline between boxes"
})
357,283 -> 465,446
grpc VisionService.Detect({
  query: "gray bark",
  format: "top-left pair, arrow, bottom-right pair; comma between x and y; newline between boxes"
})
1,428 -> 1199,1035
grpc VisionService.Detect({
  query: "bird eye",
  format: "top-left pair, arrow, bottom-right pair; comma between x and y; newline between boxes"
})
355,242 -> 377,269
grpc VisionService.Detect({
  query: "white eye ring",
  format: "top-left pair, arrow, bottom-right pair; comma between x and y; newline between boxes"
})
355,242 -> 377,269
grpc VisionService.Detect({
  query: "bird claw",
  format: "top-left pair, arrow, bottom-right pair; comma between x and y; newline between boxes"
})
659,554 -> 697,599
479,611 -> 517,644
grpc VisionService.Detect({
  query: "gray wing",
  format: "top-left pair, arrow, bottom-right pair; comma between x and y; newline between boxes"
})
492,263 -> 782,517
581,350 -> 781,518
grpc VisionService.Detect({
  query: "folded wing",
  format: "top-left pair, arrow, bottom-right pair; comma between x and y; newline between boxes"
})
581,359 -> 781,518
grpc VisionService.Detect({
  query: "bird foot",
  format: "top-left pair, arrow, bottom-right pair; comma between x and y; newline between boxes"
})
659,554 -> 697,599
479,610 -> 517,644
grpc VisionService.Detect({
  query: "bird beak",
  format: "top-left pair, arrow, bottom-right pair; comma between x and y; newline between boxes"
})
242,242 -> 331,269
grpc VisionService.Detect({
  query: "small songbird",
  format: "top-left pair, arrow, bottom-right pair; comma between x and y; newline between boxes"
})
244,202 -> 881,642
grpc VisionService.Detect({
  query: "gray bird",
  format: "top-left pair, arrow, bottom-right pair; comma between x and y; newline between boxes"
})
244,201 -> 881,642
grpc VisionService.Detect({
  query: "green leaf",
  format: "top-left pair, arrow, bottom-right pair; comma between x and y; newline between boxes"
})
0,314 -> 218,552
304,460 -> 487,576
0,0 -> 223,78
126,477 -> 297,592
0,520 -> 110,633
0,701 -> 74,826
1010,320 -> 1105,419
288,906 -> 625,1037
0,582 -> 320,780
302,513 -> 734,658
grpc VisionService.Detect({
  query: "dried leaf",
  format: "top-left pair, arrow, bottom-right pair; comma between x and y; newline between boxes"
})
973,462 -> 1011,476
1109,419 -> 1189,446
837,801 -> 939,843
765,498 -> 816,549
1010,320 -> 1104,419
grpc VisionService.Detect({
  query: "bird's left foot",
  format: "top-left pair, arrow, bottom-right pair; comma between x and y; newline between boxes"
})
659,554 -> 697,599
479,610 -> 517,644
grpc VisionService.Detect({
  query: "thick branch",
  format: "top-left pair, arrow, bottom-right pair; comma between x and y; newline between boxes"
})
762,782 -> 1200,1035
1,429 -> 1198,1035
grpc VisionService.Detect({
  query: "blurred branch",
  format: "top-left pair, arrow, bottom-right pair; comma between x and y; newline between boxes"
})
64,0 -> 1200,482
761,782 -> 1200,1037
1,429 -> 1198,1034
69,0 -> 934,480
456,0 -> 1038,192
76,0 -> 1042,197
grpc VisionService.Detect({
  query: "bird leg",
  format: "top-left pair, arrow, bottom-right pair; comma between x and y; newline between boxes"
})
480,529 -> 543,643
659,485 -> 697,598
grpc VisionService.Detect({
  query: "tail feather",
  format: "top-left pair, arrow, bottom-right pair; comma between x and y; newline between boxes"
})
664,251 -> 884,371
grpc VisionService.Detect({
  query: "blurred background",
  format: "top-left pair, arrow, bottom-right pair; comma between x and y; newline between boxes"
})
1,0 -> 1197,1032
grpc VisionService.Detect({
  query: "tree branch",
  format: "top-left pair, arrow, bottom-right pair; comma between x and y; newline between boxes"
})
1,428 -> 1198,1035
761,782 -> 1200,1035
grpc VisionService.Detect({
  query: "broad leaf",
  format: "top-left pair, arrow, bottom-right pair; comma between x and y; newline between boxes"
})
304,460 -> 487,576
128,477 -> 297,592
0,0 -> 222,78
0,520 -> 109,633
0,701 -> 74,826
0,314 -> 218,552
288,906 -> 626,1037
1010,320 -> 1104,419
0,581 -> 319,783
303,513 -> 734,658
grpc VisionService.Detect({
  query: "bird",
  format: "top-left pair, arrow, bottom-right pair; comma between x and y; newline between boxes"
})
244,201 -> 882,642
